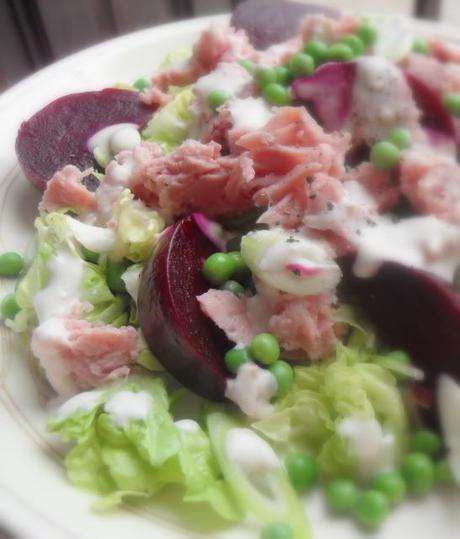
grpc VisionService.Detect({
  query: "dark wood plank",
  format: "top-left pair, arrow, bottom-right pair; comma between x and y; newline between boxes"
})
414,0 -> 441,19
110,0 -> 174,33
192,0 -> 232,15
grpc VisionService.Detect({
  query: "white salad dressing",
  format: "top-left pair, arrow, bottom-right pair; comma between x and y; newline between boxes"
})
56,389 -> 103,420
353,215 -> 460,283
194,62 -> 251,102
225,363 -> 277,419
175,419 -> 200,433
33,250 -> 84,323
30,317 -> 77,397
228,97 -> 273,130
121,265 -> 142,304
370,15 -> 414,62
88,123 -> 141,168
104,390 -> 152,427
65,215 -> 116,253
351,57 -> 418,141
226,427 -> 280,474
338,417 -> 395,480
305,180 -> 377,243
437,375 -> 460,483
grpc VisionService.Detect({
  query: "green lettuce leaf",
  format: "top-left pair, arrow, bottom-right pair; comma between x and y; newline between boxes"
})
158,47 -> 192,71
253,344 -> 408,480
142,87 -> 195,152
47,376 -> 240,521
112,190 -> 164,263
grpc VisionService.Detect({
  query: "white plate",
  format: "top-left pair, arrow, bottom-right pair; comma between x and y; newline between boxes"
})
1,13 -> 460,539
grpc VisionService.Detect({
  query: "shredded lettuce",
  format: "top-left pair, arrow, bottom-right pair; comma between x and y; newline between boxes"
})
158,47 -> 192,71
253,343 -> 408,480
112,190 -> 164,263
142,87 -> 195,152
8,213 -> 130,332
47,376 -> 240,520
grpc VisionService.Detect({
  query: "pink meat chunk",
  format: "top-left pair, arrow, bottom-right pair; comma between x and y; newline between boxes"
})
268,293 -> 337,360
31,317 -> 139,395
428,37 -> 460,64
344,162 -> 400,212
152,25 -> 256,92
39,165 -> 97,213
400,150 -> 460,225
404,53 -> 460,95
197,289 -> 257,345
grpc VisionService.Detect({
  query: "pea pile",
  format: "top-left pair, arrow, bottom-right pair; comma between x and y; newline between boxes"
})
370,127 -> 412,170
202,250 -> 294,396
0,251 -> 24,320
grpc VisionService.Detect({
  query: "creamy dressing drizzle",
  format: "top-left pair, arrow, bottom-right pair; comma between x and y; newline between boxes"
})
225,427 -> 280,474
225,363 -> 277,419
354,215 -> 460,283
175,419 -> 200,433
88,123 -> 141,168
34,250 -> 84,323
56,389 -> 103,420
194,62 -> 251,101
104,391 -> 152,427
338,417 -> 395,480
228,97 -> 273,130
65,215 -> 116,253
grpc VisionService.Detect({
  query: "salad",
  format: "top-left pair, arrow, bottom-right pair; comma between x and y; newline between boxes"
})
2,0 -> 460,537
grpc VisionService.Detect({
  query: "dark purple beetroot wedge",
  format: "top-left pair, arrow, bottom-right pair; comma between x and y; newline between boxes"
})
292,62 -> 356,131
404,72 -> 455,138
231,0 -> 339,50
139,215 -> 230,401
340,258 -> 460,385
16,89 -> 156,190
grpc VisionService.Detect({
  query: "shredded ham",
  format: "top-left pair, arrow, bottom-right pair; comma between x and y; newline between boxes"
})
400,150 -> 460,225
40,165 -> 96,213
404,53 -> 460,95
31,317 -> 139,396
140,86 -> 171,107
428,37 -> 460,65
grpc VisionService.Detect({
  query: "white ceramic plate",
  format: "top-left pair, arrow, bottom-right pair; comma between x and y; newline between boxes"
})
1,13 -> 460,539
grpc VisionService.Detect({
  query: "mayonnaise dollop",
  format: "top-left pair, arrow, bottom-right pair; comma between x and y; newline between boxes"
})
104,390 -> 152,428
226,427 -> 280,474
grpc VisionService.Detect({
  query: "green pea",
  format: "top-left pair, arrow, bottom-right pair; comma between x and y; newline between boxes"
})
358,21 -> 378,46
274,65 -> 291,86
387,127 -> 412,150
270,360 -> 294,396
412,38 -> 430,55
255,66 -> 278,88
133,78 -> 149,92
249,333 -> 280,365
340,34 -> 365,56
354,490 -> 389,529
224,347 -> 251,373
227,251 -> 250,282
220,280 -> 245,296
285,452 -> 318,491
370,141 -> 401,170
260,522 -> 293,539
443,93 -> 460,117
238,58 -> 256,75
434,459 -> 456,486
372,472 -> 406,505
202,252 -> 236,285
326,43 -> 354,62
263,83 -> 292,106
81,246 -> 99,264
288,53 -> 315,78
208,89 -> 231,110
0,252 -> 24,276
106,260 -> 130,293
401,452 -> 435,495
1,293 -> 21,320
303,39 -> 328,64
326,478 -> 358,513
411,429 -> 442,457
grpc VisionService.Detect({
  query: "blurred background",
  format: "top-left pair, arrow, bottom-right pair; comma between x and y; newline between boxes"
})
0,0 -> 454,91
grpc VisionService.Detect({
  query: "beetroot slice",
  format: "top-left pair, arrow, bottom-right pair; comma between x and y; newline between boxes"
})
404,71 -> 455,138
292,62 -> 356,132
231,0 -> 339,50
16,89 -> 156,190
340,257 -> 460,386
139,215 -> 230,401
